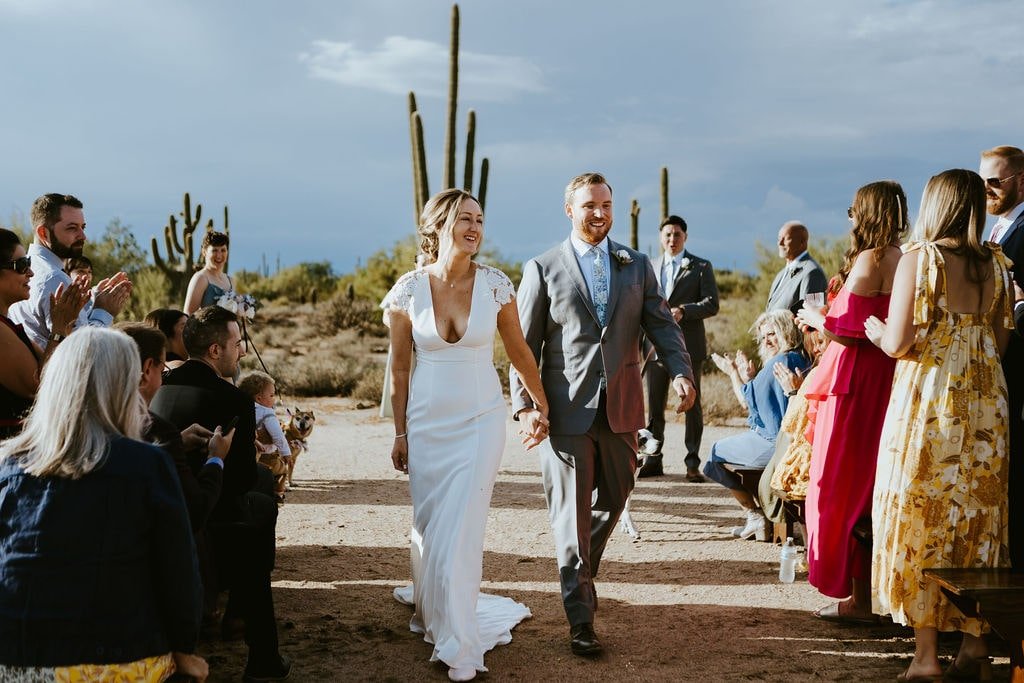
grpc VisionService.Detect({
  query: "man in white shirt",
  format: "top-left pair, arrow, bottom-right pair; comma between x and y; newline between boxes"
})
765,221 -> 827,314
9,193 -> 131,349
980,145 -> 1024,569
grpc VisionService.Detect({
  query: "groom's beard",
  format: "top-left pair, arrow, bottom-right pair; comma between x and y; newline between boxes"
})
578,218 -> 611,244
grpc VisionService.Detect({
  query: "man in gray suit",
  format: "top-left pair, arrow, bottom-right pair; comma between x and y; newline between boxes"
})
639,214 -> 719,481
510,172 -> 695,657
765,221 -> 827,314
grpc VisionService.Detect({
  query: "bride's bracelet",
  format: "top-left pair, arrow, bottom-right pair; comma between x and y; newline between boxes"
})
395,433 -> 407,439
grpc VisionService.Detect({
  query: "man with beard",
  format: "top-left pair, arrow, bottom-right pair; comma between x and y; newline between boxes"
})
510,172 -> 695,657
980,145 -> 1024,569
9,193 -> 132,349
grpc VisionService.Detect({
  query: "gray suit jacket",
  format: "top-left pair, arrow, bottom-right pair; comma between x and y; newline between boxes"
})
765,252 -> 828,314
652,250 -> 719,363
510,238 -> 693,435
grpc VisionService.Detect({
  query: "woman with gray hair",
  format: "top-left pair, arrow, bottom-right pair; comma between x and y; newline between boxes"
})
0,327 -> 207,681
705,310 -> 809,540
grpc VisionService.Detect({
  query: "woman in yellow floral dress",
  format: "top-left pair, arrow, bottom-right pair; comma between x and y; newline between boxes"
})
865,169 -> 1014,683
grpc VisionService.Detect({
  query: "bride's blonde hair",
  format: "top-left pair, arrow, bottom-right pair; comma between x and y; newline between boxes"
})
418,188 -> 480,263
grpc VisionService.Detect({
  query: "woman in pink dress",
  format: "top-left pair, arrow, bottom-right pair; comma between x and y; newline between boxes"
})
796,180 -> 907,622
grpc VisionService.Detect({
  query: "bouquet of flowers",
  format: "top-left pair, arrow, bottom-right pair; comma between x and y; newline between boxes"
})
216,291 -> 259,321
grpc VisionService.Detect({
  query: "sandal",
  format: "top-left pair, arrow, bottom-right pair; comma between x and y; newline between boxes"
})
813,601 -> 879,626
944,655 -> 992,682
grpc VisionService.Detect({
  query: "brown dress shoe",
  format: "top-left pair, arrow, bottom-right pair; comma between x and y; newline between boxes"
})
685,467 -> 706,483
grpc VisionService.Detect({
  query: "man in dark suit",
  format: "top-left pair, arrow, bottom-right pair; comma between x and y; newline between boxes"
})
510,172 -> 695,656
980,145 -> 1024,570
765,221 -> 827,314
639,215 -> 720,481
151,306 -> 291,682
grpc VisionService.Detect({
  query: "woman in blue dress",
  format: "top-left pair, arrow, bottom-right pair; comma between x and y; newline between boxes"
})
184,231 -> 233,314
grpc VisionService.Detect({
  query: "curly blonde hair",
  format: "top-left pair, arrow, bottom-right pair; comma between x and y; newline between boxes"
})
418,189 -> 480,263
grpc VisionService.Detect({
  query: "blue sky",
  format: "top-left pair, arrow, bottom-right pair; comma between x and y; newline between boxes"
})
2,0 -> 1022,276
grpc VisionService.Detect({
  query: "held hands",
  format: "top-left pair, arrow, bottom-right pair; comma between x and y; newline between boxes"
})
518,408 -> 550,451
864,315 -> 886,347
670,306 -> 683,323
672,376 -> 697,412
93,271 -> 133,316
49,282 -> 89,336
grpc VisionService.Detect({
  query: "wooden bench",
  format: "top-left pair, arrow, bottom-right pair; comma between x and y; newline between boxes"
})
770,488 -> 805,546
923,568 -> 1024,682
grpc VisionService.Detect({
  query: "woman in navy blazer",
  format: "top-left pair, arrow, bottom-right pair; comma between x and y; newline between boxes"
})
0,327 -> 207,681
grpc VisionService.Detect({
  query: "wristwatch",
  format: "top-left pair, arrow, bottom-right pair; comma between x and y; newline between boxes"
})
48,332 -> 66,344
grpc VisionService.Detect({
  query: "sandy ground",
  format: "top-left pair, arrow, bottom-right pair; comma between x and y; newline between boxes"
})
200,398 -> 1013,682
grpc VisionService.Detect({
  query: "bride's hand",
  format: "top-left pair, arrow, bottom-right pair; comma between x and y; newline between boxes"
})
519,409 -> 548,451
391,436 -> 409,474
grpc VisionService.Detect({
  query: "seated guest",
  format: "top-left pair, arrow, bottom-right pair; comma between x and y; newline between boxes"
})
145,308 -> 189,370
151,305 -> 291,682
0,228 -> 86,438
0,327 -> 208,681
239,371 -> 291,499
704,310 -> 809,540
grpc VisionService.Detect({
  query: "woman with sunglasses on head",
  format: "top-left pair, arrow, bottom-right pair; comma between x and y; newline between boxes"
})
795,180 -> 907,624
0,229 -> 87,437
184,231 -> 232,315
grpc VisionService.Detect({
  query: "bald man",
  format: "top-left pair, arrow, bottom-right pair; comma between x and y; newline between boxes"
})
765,221 -> 827,314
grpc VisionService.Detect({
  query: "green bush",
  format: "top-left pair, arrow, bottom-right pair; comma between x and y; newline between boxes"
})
317,295 -> 388,338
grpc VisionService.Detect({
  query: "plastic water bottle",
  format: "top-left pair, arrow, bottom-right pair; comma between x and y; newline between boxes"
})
779,537 -> 797,583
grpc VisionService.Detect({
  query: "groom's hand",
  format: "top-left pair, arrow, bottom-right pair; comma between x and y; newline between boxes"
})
672,376 -> 697,413
518,409 -> 549,451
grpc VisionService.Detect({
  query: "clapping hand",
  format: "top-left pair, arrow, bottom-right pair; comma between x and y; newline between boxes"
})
710,351 -> 738,377
49,282 -> 89,337
795,302 -> 826,331
93,271 -> 133,316
735,350 -> 755,383
773,362 -> 804,395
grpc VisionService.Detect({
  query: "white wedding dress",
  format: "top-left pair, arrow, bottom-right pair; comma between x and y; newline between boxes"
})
382,264 -> 531,675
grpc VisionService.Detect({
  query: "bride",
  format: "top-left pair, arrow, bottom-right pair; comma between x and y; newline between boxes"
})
382,188 -> 548,681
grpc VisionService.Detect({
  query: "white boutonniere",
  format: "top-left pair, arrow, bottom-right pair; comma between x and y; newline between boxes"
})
613,249 -> 633,266
679,257 -> 691,270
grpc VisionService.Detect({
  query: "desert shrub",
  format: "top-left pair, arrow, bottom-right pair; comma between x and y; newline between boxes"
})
317,294 -> 387,337
350,363 -> 387,404
274,354 -> 366,397
700,371 -> 747,424
123,266 -> 174,320
714,268 -> 757,298
234,261 -> 337,303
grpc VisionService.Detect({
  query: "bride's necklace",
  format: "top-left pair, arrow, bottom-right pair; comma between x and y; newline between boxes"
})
437,265 -> 474,288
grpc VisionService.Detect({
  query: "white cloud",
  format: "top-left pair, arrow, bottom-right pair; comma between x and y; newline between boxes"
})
299,36 -> 545,102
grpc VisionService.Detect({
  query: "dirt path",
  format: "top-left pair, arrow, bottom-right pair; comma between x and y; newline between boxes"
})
200,398 -> 1013,681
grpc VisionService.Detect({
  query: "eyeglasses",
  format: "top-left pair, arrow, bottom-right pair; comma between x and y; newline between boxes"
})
984,173 -> 1019,190
0,256 -> 31,274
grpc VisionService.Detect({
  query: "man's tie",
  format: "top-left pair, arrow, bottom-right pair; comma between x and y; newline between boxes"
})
990,220 -> 1008,244
591,246 -> 607,326
664,258 -> 677,299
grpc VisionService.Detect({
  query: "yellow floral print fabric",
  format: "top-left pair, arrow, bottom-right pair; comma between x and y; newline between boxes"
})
0,654 -> 174,682
871,241 -> 1014,635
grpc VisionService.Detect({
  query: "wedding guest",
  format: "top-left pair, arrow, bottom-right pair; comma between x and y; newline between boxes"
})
0,327 -> 208,681
795,180 -> 907,623
62,254 -> 93,288
384,188 -> 548,681
865,169 -> 1013,682
0,229 -> 87,437
184,231 -> 233,314
145,308 -> 190,370
704,310 -> 808,540
240,371 -> 291,499
765,221 -> 828,314
8,193 -> 131,349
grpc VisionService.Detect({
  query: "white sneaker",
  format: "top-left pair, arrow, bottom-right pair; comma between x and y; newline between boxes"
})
731,509 -> 768,541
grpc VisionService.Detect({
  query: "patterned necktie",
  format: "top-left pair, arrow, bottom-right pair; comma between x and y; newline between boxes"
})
591,246 -> 608,326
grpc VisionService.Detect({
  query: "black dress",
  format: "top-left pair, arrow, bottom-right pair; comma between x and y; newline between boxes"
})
0,315 -> 37,438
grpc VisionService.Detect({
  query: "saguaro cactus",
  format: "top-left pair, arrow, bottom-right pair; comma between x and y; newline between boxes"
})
660,166 -> 670,221
151,192 -> 230,303
407,3 -> 490,222
630,199 -> 640,250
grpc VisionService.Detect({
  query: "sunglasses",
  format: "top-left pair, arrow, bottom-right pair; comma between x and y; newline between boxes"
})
0,256 -> 31,274
985,172 -> 1019,190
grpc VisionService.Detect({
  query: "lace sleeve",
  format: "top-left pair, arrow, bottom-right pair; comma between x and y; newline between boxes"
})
481,265 -> 515,306
380,271 -> 420,315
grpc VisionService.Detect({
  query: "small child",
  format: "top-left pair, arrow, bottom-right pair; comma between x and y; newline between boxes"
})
239,371 -> 291,499
63,255 -> 94,317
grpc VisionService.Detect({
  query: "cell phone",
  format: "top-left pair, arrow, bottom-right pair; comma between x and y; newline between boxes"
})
222,416 -> 239,432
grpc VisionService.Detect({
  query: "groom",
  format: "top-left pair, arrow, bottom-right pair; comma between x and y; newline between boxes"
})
510,172 -> 695,657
